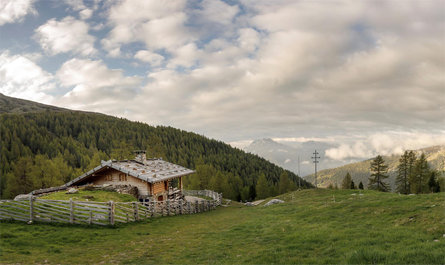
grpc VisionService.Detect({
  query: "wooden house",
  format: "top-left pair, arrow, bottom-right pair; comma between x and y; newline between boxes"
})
65,151 -> 195,201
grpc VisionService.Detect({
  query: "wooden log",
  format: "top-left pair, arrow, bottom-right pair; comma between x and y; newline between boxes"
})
69,199 -> 74,224
166,200 -> 170,216
0,209 -> 29,220
1,203 -> 30,214
29,196 -> 34,222
109,201 -> 115,225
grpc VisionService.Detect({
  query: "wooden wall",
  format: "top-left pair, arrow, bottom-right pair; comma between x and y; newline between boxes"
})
90,168 -> 151,197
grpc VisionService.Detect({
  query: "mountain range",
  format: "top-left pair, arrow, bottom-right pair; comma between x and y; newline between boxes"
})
244,138 -> 361,176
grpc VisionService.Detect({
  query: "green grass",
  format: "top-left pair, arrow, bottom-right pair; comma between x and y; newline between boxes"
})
1,189 -> 444,264
38,189 -> 137,202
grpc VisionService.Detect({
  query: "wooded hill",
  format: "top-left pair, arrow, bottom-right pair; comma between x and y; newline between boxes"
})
305,145 -> 445,190
0,94 -> 311,200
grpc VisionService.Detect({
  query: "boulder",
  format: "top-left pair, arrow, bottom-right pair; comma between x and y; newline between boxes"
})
264,199 -> 284,206
244,202 -> 254,206
66,187 -> 78,194
14,194 -> 32,200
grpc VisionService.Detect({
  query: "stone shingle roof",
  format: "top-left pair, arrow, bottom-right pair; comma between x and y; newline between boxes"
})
65,159 -> 195,186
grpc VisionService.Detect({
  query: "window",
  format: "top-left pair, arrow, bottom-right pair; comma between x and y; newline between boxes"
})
106,175 -> 112,181
119,173 -> 127,181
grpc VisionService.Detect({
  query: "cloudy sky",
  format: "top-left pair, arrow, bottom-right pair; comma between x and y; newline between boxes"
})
1,0 -> 444,160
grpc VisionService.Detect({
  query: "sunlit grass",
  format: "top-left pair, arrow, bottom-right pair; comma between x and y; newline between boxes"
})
1,189 -> 444,264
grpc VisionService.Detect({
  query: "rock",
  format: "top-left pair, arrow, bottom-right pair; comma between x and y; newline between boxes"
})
66,188 -> 78,194
244,202 -> 254,206
14,194 -> 32,200
264,199 -> 284,206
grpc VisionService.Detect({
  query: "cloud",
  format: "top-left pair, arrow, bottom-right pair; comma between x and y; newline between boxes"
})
134,50 -> 164,66
56,58 -> 142,112
34,16 -> 96,56
0,0 -> 36,26
325,132 -> 445,160
0,51 -> 54,102
196,0 -> 239,25
102,0 -> 191,57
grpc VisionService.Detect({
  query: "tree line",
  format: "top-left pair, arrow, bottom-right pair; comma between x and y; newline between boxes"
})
0,111 -> 311,200
336,151 -> 443,193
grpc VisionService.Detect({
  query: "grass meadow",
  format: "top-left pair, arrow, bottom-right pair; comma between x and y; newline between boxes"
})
1,189 -> 444,264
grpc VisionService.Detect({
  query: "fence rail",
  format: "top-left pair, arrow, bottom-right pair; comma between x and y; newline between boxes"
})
0,190 -> 222,226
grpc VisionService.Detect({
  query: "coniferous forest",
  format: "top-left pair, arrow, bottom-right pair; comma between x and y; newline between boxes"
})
0,107 -> 311,200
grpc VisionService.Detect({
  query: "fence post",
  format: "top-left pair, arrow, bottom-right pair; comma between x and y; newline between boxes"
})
29,196 -> 34,223
69,198 -> 74,224
195,201 -> 198,213
207,200 -> 211,211
109,201 -> 115,225
187,201 -> 191,214
134,202 -> 139,221
150,201 -> 154,218
166,200 -> 170,216
179,201 -> 183,215
89,211 -> 93,225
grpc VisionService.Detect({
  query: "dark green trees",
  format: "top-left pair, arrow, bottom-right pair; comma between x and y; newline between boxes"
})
396,151 -> 413,194
341,172 -> 352,189
411,153 -> 429,194
369,155 -> 389,192
255,174 -> 270,199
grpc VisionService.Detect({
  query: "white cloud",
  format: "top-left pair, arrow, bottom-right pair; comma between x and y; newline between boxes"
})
325,132 -> 445,160
134,50 -> 164,67
197,0 -> 239,25
56,58 -> 142,112
0,0 -> 36,26
102,0 -> 191,57
0,51 -> 54,103
34,16 -> 96,56
79,8 -> 92,20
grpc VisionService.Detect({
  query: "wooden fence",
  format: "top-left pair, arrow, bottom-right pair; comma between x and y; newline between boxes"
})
0,190 -> 222,226
183,189 -> 223,204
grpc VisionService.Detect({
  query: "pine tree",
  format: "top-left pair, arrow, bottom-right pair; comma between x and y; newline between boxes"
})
358,181 -> 364,190
255,174 -> 269,199
278,171 -> 292,194
411,153 -> 429,194
350,180 -> 356,189
396,151 -> 411,194
369,155 -> 389,192
341,172 -> 352,189
428,171 -> 440,193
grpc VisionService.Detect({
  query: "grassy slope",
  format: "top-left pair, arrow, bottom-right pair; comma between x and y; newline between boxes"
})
1,189 -> 444,264
39,190 -> 137,202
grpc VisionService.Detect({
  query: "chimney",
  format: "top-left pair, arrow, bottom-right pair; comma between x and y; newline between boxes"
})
134,150 -> 146,164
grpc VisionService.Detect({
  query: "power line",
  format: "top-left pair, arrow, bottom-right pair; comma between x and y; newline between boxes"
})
311,150 -> 320,188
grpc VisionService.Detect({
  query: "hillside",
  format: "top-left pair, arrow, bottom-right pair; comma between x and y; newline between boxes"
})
0,93 -> 68,114
305,145 -> 445,189
0,94 -> 311,201
1,189 -> 444,264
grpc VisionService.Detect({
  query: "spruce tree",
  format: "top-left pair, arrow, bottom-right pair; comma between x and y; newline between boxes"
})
358,181 -> 364,189
412,153 -> 429,194
396,151 -> 411,194
341,172 -> 352,189
350,180 -> 356,189
369,155 -> 389,192
256,174 -> 269,199
428,171 -> 440,193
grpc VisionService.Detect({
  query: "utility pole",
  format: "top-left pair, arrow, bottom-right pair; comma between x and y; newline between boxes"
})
298,156 -> 301,189
312,150 -> 320,188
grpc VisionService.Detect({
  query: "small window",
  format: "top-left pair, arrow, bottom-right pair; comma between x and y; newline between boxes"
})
106,175 -> 112,181
119,173 -> 127,181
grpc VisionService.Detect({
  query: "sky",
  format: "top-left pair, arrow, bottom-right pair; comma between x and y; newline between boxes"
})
1,0 -> 444,161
